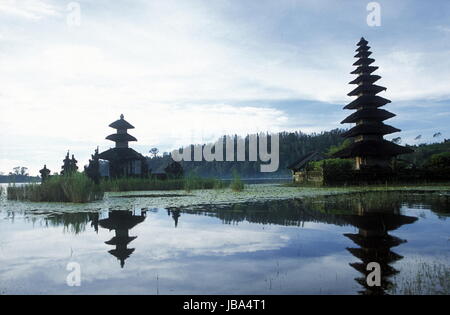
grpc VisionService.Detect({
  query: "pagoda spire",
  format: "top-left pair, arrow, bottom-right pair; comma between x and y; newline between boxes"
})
333,38 -> 413,169
106,114 -> 137,148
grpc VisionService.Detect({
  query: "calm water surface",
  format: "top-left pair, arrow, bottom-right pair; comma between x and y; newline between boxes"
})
0,186 -> 449,295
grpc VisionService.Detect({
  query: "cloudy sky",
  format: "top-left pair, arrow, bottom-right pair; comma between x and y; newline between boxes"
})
0,0 -> 449,175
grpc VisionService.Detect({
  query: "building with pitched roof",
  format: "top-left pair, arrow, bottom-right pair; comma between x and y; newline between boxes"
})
98,114 -> 149,178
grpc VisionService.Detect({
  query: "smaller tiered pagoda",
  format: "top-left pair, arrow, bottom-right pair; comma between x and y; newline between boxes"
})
333,38 -> 413,170
99,210 -> 147,268
98,114 -> 149,178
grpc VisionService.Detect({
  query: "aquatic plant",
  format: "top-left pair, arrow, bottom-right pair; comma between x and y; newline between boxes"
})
230,170 -> 245,192
7,173 -> 103,203
389,260 -> 450,295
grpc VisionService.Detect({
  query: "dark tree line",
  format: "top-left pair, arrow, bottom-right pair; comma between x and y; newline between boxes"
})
148,129 -> 346,178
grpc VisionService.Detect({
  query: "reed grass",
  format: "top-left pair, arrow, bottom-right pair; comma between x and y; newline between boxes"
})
7,173 -> 227,202
230,170 -> 245,192
7,173 -> 103,203
390,260 -> 450,295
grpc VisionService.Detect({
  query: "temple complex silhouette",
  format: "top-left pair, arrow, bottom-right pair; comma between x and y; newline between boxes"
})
98,115 -> 149,178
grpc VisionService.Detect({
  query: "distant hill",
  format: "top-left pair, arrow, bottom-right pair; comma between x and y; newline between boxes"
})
148,132 -> 450,179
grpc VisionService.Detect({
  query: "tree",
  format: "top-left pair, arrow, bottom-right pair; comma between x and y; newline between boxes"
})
326,139 -> 351,157
20,167 -> 28,176
61,151 -> 78,175
424,152 -> 450,179
149,147 -> 159,158
392,137 -> 402,144
13,166 -> 21,175
85,147 -> 100,184
39,165 -> 51,182
164,161 -> 183,179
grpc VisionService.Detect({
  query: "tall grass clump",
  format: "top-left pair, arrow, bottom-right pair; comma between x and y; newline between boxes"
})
389,260 -> 450,295
7,173 -> 103,203
230,170 -> 245,192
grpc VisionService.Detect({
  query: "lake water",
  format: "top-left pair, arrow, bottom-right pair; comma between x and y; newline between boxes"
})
0,184 -> 449,295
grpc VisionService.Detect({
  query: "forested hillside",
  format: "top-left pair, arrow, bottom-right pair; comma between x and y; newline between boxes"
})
148,129 -> 346,178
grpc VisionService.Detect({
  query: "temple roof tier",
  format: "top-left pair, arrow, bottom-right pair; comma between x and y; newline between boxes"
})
356,45 -> 371,52
109,114 -> 135,130
349,74 -> 381,85
350,65 -> 379,75
105,236 -> 137,246
106,133 -> 137,143
344,95 -> 391,110
98,148 -> 145,161
340,108 -> 396,124
353,57 -> 375,66
347,84 -> 387,96
354,51 -> 372,58
344,233 -> 406,248
341,123 -> 400,138
342,213 -> 418,231
347,248 -> 404,264
357,37 -> 369,46
332,140 -> 414,158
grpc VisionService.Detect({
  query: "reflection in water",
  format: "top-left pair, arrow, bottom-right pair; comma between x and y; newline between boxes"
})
98,210 -> 147,268
6,191 -> 448,294
169,195 -> 425,294
341,202 -> 417,295
167,209 -> 181,228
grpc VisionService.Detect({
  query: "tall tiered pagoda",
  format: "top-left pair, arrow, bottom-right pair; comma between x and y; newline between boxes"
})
333,38 -> 413,169
98,114 -> 149,178
342,202 -> 417,295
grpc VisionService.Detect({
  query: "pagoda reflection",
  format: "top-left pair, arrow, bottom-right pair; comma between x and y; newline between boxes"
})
167,209 -> 181,228
341,201 -> 417,295
98,209 -> 147,268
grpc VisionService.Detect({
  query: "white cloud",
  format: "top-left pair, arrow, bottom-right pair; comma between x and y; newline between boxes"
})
0,0 -> 449,174
0,0 -> 60,20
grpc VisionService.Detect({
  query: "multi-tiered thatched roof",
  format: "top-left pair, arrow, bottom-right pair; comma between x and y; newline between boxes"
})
333,38 -> 413,163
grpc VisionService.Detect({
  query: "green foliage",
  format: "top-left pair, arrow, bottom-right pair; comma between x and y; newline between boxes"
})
422,152 -> 450,180
309,158 -> 354,172
425,152 -> 450,170
401,141 -> 450,167
147,129 -> 346,178
230,170 -> 245,192
7,173 -> 103,203
326,139 -> 352,157
307,158 -> 354,185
